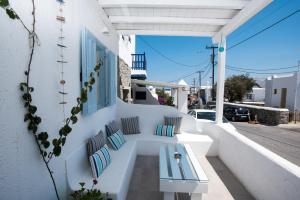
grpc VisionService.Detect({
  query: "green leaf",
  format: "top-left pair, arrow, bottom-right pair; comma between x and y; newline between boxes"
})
42,141 -> 50,149
52,138 -> 58,146
79,182 -> 85,188
43,151 -> 47,157
22,93 -> 32,102
0,0 -> 9,8
71,106 -> 80,115
28,105 -> 37,114
70,115 -> 78,124
84,82 -> 88,87
59,124 -> 72,136
61,137 -> 66,146
24,113 -> 32,122
34,116 -> 41,124
53,146 -> 61,157
38,132 -> 48,141
6,8 -> 18,20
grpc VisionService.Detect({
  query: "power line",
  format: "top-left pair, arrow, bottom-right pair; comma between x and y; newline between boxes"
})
226,64 -> 299,71
227,9 -> 300,51
231,0 -> 294,41
226,66 -> 298,75
168,63 -> 210,83
138,37 -> 209,68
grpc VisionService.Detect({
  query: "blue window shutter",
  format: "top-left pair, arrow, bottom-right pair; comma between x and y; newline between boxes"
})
109,51 -> 117,105
98,50 -> 107,109
105,50 -> 110,106
81,29 -> 97,116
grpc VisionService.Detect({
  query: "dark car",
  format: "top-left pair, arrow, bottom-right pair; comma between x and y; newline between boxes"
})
204,101 -> 216,110
224,107 -> 250,122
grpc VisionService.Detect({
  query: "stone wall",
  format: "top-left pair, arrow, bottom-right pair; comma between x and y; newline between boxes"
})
224,103 -> 289,125
118,57 -> 132,102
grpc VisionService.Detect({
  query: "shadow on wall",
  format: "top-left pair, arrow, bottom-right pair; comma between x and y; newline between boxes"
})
132,86 -> 160,105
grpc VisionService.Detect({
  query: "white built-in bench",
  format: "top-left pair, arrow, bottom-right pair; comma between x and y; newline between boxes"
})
65,101 -> 213,200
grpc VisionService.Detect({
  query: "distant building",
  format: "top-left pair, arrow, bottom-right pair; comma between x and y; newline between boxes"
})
265,72 -> 300,110
243,87 -> 265,102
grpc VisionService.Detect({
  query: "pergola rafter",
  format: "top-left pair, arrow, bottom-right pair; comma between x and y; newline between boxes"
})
97,0 -> 273,123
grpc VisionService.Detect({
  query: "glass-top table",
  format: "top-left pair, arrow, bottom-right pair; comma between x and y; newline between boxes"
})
159,144 -> 208,200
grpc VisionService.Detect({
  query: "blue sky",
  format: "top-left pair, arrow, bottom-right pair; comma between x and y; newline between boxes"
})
135,0 -> 300,86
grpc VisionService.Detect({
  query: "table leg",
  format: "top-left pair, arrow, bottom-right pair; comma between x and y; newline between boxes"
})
191,193 -> 202,200
164,192 -> 174,200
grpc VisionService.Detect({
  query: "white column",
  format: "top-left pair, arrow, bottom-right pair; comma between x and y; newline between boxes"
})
177,87 -> 188,114
215,38 -> 226,124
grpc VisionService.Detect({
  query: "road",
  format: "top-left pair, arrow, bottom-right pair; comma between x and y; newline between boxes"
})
232,122 -> 300,167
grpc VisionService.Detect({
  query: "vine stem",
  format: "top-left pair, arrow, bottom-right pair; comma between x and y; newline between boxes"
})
26,0 -> 36,90
24,1 -> 60,199
34,136 -> 60,200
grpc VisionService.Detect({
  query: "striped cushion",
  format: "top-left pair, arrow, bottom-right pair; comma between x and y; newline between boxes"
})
108,130 -> 126,150
105,120 -> 120,136
89,145 -> 111,179
164,116 -> 182,134
87,131 -> 105,157
121,116 -> 141,135
155,124 -> 174,137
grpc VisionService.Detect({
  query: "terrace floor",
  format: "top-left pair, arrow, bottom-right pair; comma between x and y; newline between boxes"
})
126,155 -> 254,200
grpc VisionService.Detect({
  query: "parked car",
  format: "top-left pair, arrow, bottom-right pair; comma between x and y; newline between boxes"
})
188,109 -> 229,123
204,101 -> 216,110
224,107 -> 250,122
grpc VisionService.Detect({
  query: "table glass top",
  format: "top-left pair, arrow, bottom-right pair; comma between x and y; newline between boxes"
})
159,144 -> 203,181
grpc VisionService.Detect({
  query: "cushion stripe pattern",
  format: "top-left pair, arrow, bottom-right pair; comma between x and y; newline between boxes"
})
164,116 -> 182,134
87,131 -> 105,157
155,124 -> 174,137
105,120 -> 120,136
121,116 -> 141,135
89,145 -> 111,178
108,130 -> 126,150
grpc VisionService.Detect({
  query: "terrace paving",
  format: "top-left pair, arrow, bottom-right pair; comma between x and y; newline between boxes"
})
233,122 -> 300,167
126,155 -> 254,200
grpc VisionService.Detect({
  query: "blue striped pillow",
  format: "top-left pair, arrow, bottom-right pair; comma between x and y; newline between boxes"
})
155,124 -> 174,137
89,145 -> 111,178
108,130 -> 126,150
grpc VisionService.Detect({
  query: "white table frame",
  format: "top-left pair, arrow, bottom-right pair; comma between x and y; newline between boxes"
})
159,144 -> 208,200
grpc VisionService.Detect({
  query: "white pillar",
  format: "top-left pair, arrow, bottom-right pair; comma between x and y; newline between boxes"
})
215,38 -> 226,124
177,87 -> 188,114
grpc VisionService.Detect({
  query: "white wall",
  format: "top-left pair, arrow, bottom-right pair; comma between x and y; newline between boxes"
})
265,72 -> 300,110
118,35 -> 135,67
0,0 -> 119,199
218,124 -> 300,200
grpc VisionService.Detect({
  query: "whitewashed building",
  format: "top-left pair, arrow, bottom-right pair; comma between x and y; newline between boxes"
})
265,72 -> 300,110
244,87 -> 265,102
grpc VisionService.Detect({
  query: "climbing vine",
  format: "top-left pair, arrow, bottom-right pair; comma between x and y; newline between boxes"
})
1,1 -> 101,200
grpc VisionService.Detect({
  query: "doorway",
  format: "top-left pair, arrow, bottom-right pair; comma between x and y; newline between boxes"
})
280,88 -> 287,108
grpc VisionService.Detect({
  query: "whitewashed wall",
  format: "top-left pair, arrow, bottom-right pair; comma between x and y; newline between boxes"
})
118,35 -> 135,67
265,72 -> 300,110
218,124 -> 300,200
0,0 -> 119,199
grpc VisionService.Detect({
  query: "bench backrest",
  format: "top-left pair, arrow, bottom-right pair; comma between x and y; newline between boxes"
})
116,99 -> 198,135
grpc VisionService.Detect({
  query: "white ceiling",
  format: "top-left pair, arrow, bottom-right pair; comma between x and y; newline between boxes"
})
98,0 -> 273,41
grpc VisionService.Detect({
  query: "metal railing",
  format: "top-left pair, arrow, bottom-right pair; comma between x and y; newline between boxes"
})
131,53 -> 147,70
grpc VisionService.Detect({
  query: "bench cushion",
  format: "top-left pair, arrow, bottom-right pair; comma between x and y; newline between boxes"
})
89,145 -> 111,178
108,130 -> 126,150
87,131 -> 106,157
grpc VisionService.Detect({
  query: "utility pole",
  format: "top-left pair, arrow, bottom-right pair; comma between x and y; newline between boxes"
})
197,71 -> 204,88
294,61 -> 300,123
206,45 -> 218,101
193,78 -> 196,95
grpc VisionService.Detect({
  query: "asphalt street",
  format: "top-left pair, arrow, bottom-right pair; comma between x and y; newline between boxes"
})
232,122 -> 300,167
